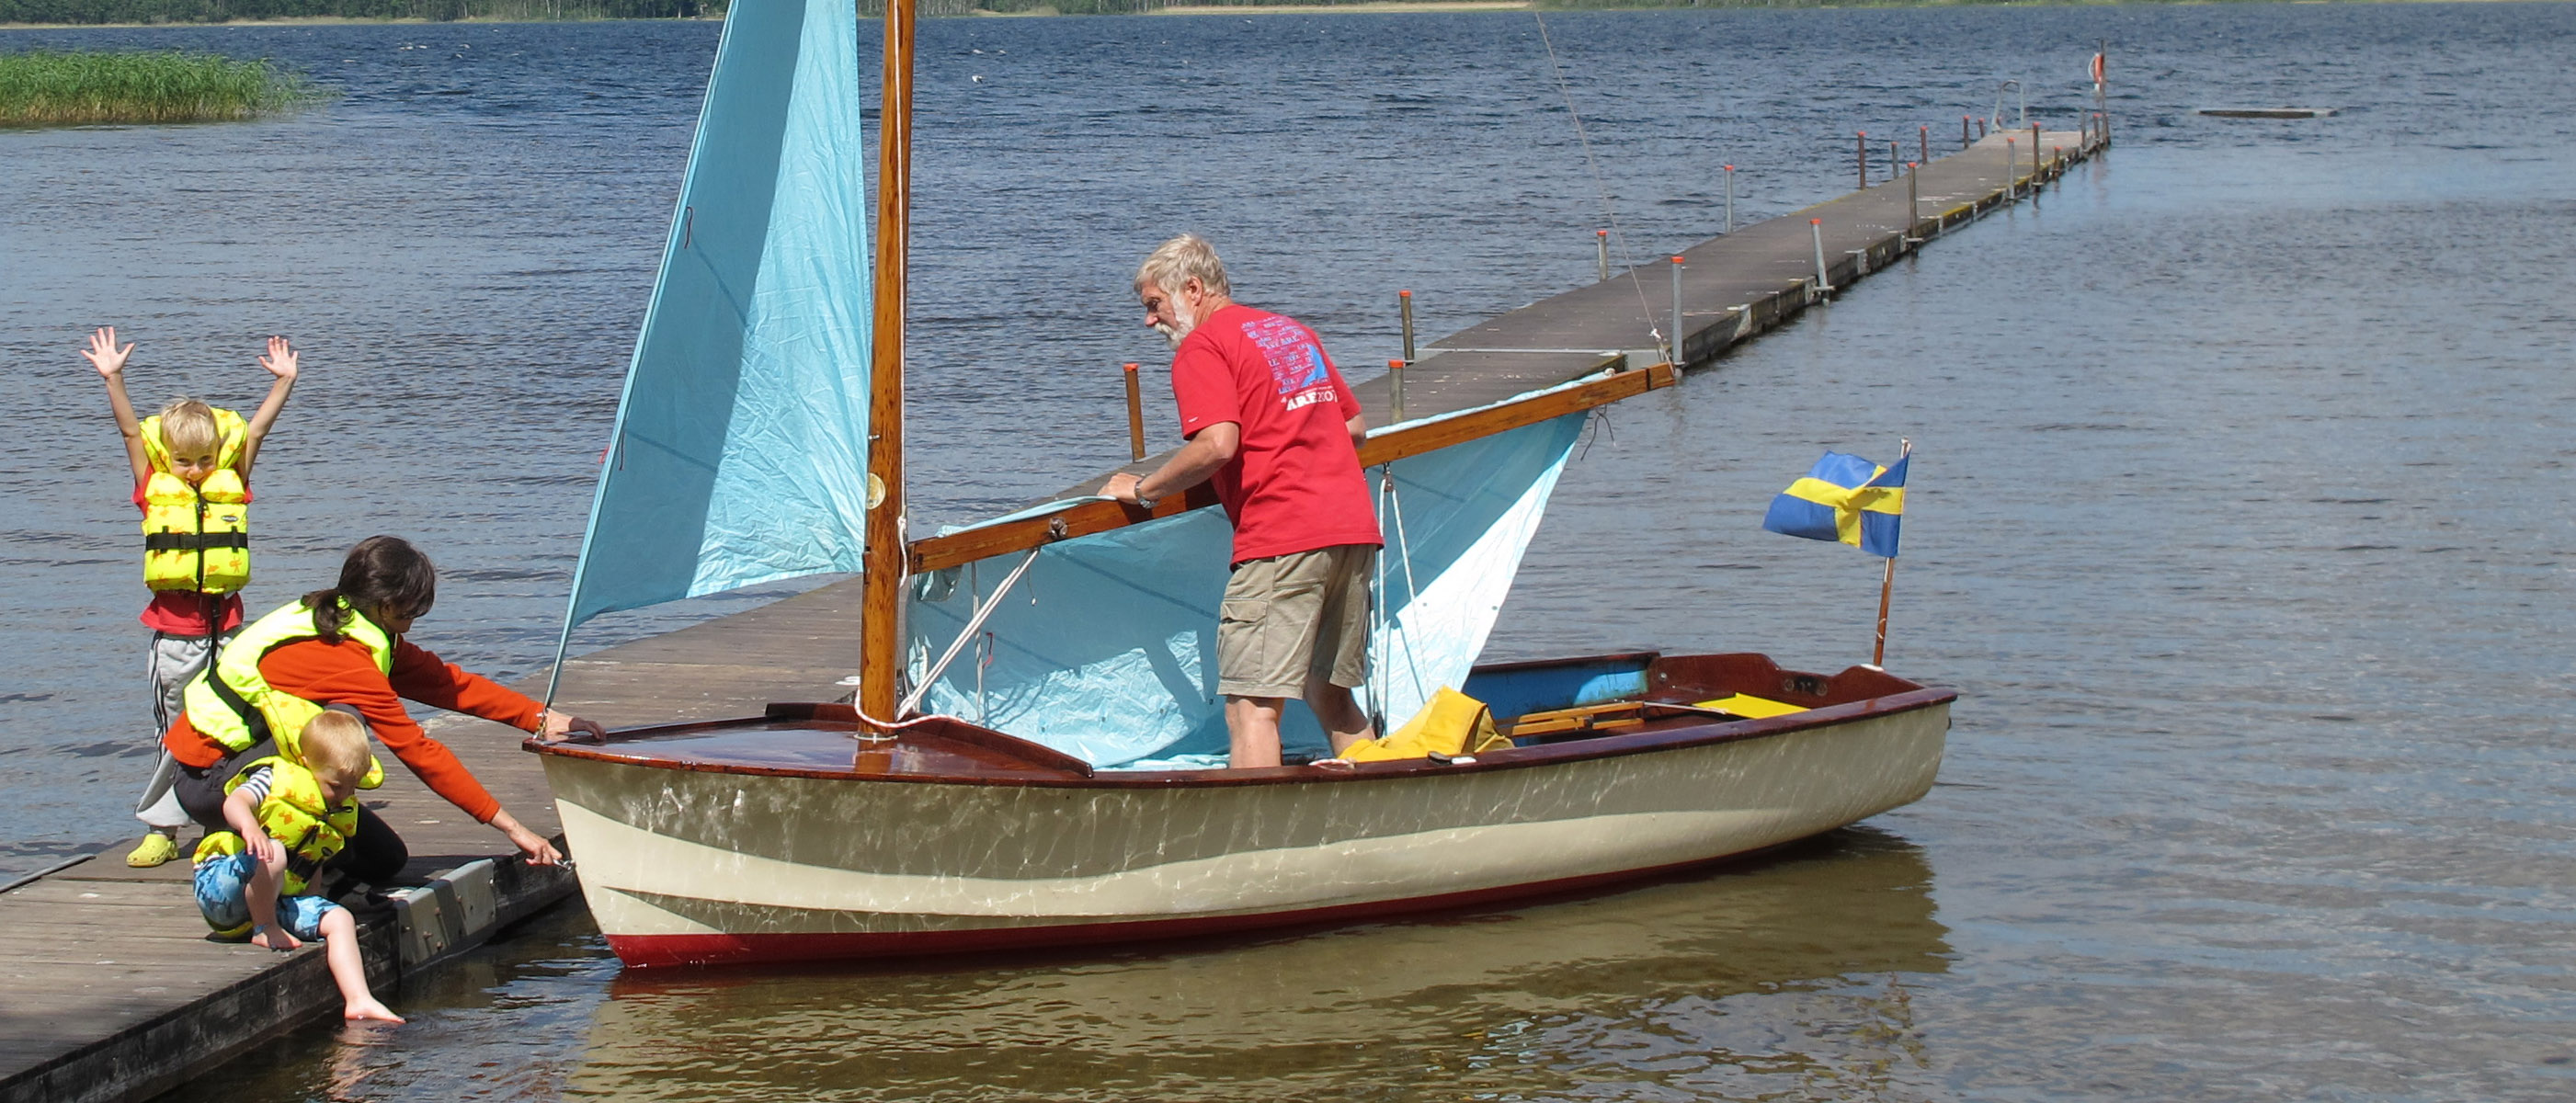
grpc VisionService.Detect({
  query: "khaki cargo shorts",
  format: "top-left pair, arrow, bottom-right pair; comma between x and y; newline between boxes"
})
1215,543 -> 1375,700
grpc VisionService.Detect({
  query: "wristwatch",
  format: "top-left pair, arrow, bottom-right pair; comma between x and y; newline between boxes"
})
1131,486 -> 1159,510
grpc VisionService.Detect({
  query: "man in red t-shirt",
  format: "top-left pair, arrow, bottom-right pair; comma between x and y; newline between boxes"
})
1107,234 -> 1383,768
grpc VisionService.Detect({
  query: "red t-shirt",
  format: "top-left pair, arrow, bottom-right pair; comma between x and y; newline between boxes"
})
1169,304 -> 1381,564
132,480 -> 248,636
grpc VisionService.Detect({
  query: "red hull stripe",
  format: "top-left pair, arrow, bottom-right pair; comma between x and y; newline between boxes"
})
605,842 -> 1787,968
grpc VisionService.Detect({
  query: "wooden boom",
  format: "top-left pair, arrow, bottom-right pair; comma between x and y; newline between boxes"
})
906,359 -> 1676,574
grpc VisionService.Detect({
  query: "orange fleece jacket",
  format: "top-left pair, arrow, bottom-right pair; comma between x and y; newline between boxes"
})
163,635 -> 540,824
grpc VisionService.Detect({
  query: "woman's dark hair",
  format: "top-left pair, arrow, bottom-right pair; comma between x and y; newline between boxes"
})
302,535 -> 437,642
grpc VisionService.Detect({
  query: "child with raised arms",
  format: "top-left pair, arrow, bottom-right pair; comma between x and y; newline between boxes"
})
84,326 -> 300,867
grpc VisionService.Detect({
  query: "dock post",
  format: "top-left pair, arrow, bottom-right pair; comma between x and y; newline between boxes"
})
1670,255 -> 1685,366
1920,124 -> 1929,166
1122,362 -> 1145,461
2003,137 -> 2015,195
1398,290 -> 1416,365
1723,165 -> 1736,233
2032,122 -> 2043,185
1907,163 -> 1919,233
1961,115 -> 1971,150
1856,131 -> 1868,189
1889,140 -> 1901,181
2096,38 -> 2110,145
1595,229 -> 1609,282
1386,358 -> 1406,424
1809,218 -> 1830,297
1978,117 -> 1987,140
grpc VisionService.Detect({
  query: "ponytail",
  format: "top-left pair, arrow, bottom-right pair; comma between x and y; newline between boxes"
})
302,535 -> 437,642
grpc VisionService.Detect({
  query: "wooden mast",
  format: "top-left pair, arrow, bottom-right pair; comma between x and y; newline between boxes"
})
859,0 -> 916,726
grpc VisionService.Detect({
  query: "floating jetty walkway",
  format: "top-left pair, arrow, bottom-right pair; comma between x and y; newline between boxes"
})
0,124 -> 2097,1103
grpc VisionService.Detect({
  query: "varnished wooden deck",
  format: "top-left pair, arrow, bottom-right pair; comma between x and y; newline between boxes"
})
0,126 -> 2097,1103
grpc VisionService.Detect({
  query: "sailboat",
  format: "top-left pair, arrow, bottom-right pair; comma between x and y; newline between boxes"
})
527,0 -> 1955,969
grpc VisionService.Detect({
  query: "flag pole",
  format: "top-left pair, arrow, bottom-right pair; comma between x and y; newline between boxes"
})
1871,437 -> 1912,668
1873,556 -> 1894,667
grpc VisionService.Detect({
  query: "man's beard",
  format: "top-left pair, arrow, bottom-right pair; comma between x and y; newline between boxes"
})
1157,301 -> 1198,348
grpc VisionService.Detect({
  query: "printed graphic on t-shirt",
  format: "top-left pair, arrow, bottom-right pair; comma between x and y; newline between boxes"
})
1241,314 -> 1339,413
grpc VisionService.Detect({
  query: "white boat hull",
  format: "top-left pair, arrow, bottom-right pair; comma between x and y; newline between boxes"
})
541,689 -> 1949,967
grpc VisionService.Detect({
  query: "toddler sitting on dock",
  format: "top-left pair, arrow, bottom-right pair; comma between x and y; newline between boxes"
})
189,709 -> 403,1023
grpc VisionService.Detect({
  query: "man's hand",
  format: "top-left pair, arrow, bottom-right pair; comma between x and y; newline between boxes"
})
257,335 -> 299,380
83,327 -> 132,378
1103,472 -> 1148,506
537,709 -> 609,745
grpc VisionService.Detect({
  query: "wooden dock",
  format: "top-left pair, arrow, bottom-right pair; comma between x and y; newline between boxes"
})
0,126 -> 2096,1103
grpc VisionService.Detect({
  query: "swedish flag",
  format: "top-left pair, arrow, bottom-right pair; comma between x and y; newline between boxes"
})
1761,450 -> 1907,558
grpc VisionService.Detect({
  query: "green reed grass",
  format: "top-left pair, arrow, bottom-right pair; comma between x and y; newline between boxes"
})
0,50 -> 322,127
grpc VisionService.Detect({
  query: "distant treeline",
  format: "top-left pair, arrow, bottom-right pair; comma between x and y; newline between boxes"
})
3,0 -> 2090,26
862,0 -> 1159,13
1,0 -> 722,23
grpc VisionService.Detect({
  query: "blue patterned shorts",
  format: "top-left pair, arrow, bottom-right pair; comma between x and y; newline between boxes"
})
193,851 -> 341,939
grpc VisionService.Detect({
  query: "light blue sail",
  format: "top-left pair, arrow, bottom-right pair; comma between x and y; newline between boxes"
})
558,0 -> 873,633
906,415 -> 1586,767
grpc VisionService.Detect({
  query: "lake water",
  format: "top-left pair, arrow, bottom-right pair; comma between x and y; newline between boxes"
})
5,2 -> 2573,1098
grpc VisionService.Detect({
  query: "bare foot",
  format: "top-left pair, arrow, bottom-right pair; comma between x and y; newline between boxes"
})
343,999 -> 405,1024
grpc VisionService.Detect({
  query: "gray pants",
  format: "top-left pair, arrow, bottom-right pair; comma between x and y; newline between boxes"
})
135,630 -> 234,831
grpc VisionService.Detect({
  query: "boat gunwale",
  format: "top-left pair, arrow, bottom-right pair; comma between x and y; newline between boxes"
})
525,659 -> 1955,790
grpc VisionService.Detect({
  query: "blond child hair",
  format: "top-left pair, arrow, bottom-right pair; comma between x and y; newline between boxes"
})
153,398 -> 223,460
298,711 -> 371,790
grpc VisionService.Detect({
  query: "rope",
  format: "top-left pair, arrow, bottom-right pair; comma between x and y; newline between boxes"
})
1375,465 -> 1430,716
1530,10 -> 1671,366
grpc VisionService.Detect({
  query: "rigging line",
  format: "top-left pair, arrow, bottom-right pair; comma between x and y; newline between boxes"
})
1369,472 -> 1389,732
895,546 -> 1045,721
1530,9 -> 1671,366
1381,467 -> 1430,709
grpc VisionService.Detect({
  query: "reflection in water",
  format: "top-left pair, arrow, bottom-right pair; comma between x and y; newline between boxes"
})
177,829 -> 1944,1101
564,829 -> 1945,1100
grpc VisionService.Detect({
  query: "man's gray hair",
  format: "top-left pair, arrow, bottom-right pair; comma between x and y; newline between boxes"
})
1135,233 -> 1230,298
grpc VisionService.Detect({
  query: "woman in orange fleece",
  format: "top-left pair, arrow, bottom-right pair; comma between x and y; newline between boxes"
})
164,536 -> 607,885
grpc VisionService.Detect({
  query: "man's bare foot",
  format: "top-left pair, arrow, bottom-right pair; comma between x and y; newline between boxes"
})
343,999 -> 405,1024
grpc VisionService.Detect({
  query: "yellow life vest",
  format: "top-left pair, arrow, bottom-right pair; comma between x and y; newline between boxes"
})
139,407 -> 251,594
1335,687 -> 1514,763
191,756 -> 370,899
181,598 -> 389,790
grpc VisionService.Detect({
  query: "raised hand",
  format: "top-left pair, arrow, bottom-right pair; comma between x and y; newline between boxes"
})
82,326 -> 133,378
258,335 -> 299,380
